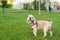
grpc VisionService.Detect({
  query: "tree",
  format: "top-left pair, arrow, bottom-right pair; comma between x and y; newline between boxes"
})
34,0 -> 36,10
23,3 -> 28,9
45,0 -> 50,11
1,0 -> 7,8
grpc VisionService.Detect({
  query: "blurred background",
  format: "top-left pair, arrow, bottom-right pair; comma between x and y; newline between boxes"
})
0,0 -> 60,14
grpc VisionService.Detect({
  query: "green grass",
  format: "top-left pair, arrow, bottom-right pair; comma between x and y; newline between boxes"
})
0,8 -> 60,40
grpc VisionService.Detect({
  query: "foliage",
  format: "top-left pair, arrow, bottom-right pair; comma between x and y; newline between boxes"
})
32,1 -> 46,10
1,1 -> 7,8
1,0 -> 12,8
40,3 -> 46,10
23,0 -> 46,10
33,0 -> 36,10
23,3 -> 28,9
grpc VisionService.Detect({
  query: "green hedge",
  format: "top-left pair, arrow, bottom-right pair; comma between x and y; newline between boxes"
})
40,3 -> 46,10
23,3 -> 28,9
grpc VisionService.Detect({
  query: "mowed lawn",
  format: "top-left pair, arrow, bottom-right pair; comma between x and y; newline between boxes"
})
0,10 -> 60,40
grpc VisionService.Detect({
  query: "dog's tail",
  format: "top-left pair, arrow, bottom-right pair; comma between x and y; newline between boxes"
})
50,21 -> 53,24
49,21 -> 53,27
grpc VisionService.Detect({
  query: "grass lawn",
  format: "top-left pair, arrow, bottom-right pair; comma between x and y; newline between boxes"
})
0,8 -> 60,40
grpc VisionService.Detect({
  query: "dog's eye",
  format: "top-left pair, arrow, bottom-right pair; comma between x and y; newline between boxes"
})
29,17 -> 31,18
31,17 -> 33,18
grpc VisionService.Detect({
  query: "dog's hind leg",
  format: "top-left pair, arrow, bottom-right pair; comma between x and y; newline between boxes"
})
43,27 -> 48,37
49,30 -> 53,36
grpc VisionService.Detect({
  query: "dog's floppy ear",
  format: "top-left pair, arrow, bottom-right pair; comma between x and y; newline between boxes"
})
27,14 -> 32,23
27,16 -> 29,23
33,18 -> 36,24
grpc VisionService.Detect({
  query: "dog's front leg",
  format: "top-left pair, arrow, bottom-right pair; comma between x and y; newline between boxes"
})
33,28 -> 37,36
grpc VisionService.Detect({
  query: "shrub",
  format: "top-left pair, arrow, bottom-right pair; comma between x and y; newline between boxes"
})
1,1 -> 12,8
40,3 -> 46,10
1,1 -> 7,8
23,3 -> 28,9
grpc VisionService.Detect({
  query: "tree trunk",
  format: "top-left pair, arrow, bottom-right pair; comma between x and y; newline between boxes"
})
39,0 -> 41,15
45,0 -> 50,11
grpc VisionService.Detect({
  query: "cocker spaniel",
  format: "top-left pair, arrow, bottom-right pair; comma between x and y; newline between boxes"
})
27,14 -> 53,37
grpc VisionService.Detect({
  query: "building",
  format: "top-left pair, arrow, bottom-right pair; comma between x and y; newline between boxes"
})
50,0 -> 60,10
12,0 -> 34,9
12,0 -> 24,9
0,0 -> 34,9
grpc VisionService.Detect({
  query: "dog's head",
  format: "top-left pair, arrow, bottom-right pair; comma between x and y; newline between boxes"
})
27,14 -> 36,25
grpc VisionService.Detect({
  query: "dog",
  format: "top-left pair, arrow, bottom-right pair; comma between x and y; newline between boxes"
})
27,14 -> 53,37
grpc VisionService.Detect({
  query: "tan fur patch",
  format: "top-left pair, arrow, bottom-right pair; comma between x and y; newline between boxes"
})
37,20 -> 50,28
